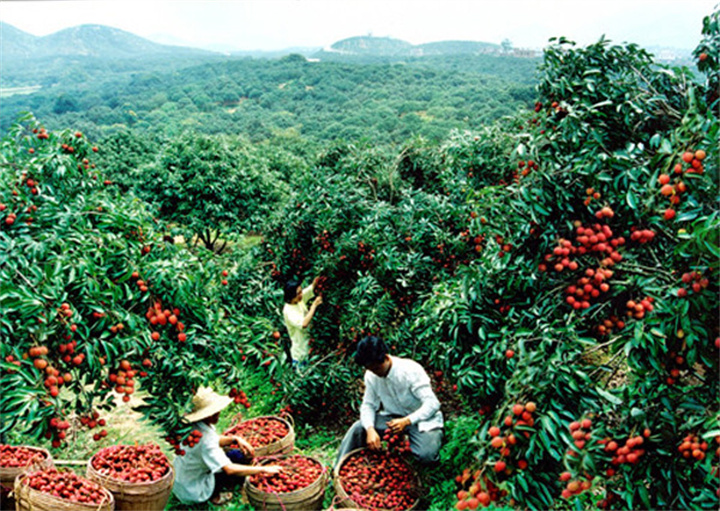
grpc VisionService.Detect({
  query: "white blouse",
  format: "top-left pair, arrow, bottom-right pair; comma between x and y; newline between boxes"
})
173,421 -> 231,504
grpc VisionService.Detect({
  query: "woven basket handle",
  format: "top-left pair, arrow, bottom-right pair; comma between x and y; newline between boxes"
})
28,455 -> 46,472
278,411 -> 294,428
328,494 -> 344,510
229,412 -> 244,429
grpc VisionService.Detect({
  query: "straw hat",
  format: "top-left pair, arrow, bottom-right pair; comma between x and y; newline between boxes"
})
183,386 -> 233,423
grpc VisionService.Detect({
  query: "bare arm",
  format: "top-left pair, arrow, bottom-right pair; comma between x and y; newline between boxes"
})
219,435 -> 254,456
218,435 -> 237,448
222,463 -> 281,477
302,296 -> 323,328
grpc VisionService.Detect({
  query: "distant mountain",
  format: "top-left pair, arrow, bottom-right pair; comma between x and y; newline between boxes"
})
315,35 -> 515,61
0,22 -> 40,58
328,36 -> 414,56
226,47 -> 322,59
415,40 -> 500,55
0,22 -> 215,60
316,35 -> 694,63
644,45 -> 693,62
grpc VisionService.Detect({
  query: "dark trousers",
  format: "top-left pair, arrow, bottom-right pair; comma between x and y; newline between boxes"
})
211,449 -> 249,498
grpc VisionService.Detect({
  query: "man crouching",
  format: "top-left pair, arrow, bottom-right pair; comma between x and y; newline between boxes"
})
335,335 -> 443,467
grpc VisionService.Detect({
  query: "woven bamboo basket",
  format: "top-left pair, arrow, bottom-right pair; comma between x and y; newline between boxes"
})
0,446 -> 53,511
333,449 -> 420,511
86,453 -> 174,511
245,454 -> 328,511
13,470 -> 114,511
324,494 -> 369,511
224,414 -> 295,457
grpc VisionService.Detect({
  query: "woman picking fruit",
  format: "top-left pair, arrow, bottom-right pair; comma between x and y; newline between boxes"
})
282,276 -> 323,367
173,387 -> 282,506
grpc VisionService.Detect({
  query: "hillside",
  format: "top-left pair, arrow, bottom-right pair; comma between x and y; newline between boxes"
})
416,40 -> 501,55
324,35 -> 503,57
314,35 -> 514,63
0,23 -> 215,60
0,53 -> 538,144
328,35 -> 414,55
0,22 -> 39,58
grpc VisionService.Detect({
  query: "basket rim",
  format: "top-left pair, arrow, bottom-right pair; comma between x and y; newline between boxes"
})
14,470 -> 115,508
86,451 -> 174,487
223,414 -> 294,434
333,448 -> 420,511
223,415 -> 295,455
244,454 -> 328,497
0,446 -> 52,471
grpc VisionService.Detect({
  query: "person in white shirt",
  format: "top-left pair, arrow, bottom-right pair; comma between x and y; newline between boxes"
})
282,277 -> 323,366
173,387 -> 282,506
335,335 -> 444,467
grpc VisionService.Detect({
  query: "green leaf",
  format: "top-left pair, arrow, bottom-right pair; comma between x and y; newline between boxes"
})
630,407 -> 646,419
626,190 -> 638,210
676,211 -> 700,222
660,138 -> 673,154
597,388 -> 623,405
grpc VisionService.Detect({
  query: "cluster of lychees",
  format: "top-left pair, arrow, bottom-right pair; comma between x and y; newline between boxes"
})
677,270 -> 710,297
595,315 -> 626,336
145,299 -> 187,343
658,149 -> 706,220
625,297 -> 655,320
382,430 -> 412,455
454,468 -> 507,510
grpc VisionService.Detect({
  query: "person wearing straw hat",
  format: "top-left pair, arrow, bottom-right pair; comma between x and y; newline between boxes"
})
173,386 -> 282,506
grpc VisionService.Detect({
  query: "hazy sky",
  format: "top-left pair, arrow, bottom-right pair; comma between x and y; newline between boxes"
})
0,0 -> 717,51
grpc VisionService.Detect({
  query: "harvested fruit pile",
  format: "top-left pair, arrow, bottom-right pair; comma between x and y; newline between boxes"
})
248,455 -> 324,493
225,417 -> 289,448
21,468 -> 110,505
91,443 -> 170,483
338,449 -> 418,511
0,444 -> 47,467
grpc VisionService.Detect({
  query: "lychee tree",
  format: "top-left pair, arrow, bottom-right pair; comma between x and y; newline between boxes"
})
411,23 -> 719,510
0,114 -> 265,454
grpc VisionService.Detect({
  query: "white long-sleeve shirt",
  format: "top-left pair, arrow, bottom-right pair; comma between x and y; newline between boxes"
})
360,356 -> 443,432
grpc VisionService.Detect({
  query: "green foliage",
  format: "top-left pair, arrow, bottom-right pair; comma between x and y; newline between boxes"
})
695,10 -> 720,106
130,132 -> 288,251
226,30 -> 718,510
0,115 -> 253,453
1,17 -> 719,511
0,52 -> 537,145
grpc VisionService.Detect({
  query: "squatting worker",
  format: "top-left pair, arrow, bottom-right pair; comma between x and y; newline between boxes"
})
283,277 -> 323,366
335,335 -> 444,467
173,386 -> 282,506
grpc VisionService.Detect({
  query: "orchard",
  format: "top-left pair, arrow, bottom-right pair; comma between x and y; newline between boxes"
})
1,10 -> 719,511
